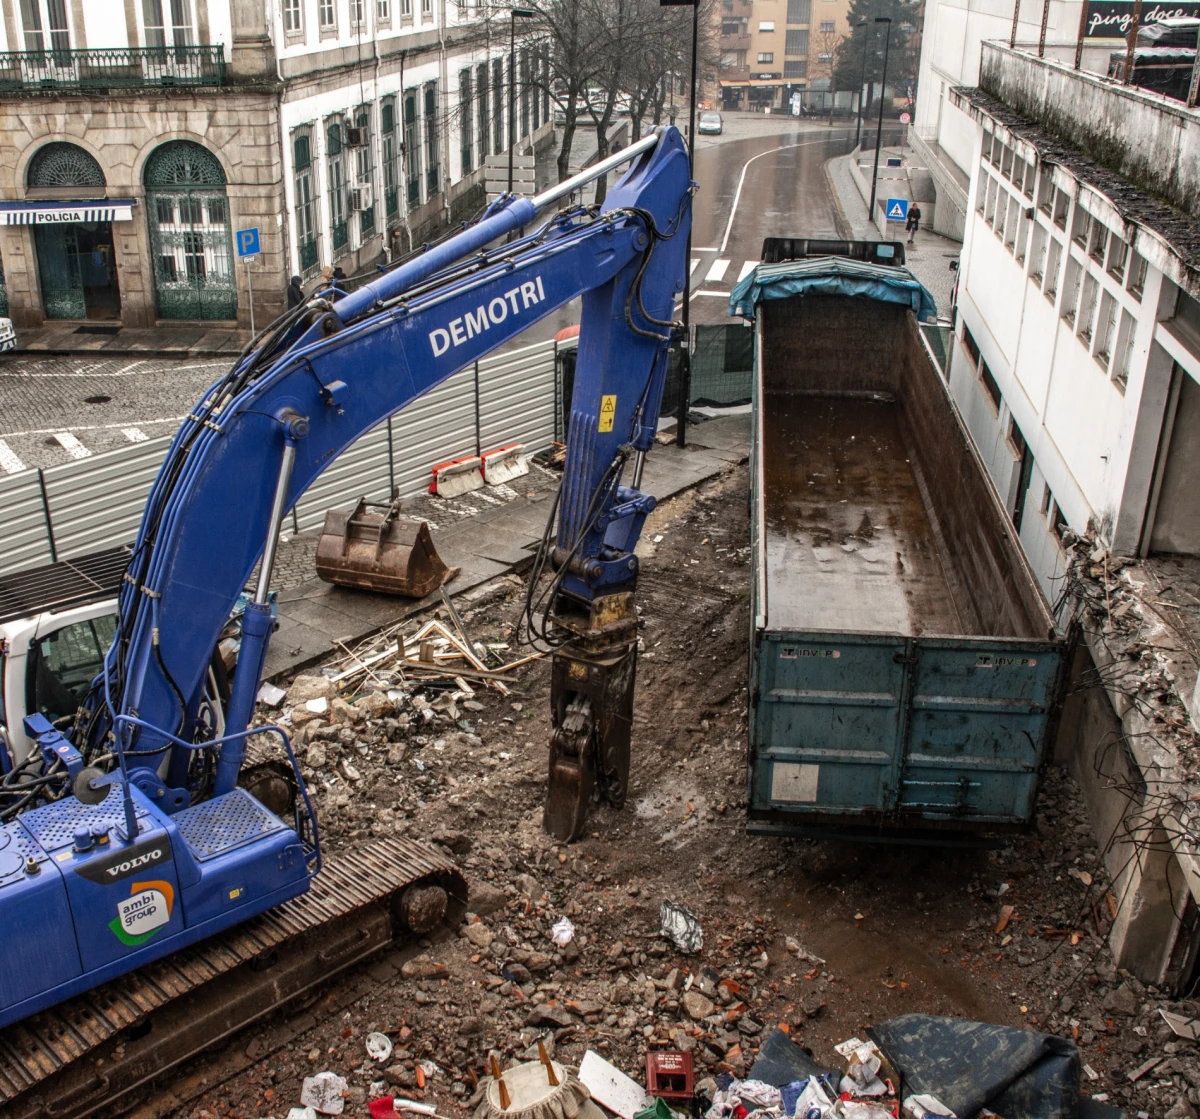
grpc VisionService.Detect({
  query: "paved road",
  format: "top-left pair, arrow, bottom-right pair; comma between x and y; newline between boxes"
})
0,117 -> 874,472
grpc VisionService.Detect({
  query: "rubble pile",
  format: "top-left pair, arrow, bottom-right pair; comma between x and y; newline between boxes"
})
1062,529 -> 1200,773
174,474 -> 1197,1119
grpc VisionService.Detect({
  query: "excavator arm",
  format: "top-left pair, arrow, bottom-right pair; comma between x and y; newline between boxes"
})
0,128 -> 690,1029
103,127 -> 689,819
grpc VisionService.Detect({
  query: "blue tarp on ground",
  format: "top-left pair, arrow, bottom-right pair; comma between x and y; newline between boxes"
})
729,258 -> 939,323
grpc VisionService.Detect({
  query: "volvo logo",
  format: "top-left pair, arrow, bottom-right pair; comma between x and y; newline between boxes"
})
75,835 -> 173,886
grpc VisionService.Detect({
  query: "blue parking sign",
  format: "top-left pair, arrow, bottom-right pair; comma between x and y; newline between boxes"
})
236,227 -> 260,257
885,198 -> 908,223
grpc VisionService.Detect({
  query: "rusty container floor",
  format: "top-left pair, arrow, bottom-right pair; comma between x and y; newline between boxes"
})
763,392 -> 976,636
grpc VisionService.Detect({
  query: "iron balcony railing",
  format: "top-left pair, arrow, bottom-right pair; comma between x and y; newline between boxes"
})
0,45 -> 226,91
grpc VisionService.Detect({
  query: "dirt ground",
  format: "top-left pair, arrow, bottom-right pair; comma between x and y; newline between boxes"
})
167,465 -> 1193,1119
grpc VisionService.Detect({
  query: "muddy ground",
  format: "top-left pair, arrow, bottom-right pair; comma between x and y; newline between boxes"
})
167,465 -> 1192,1119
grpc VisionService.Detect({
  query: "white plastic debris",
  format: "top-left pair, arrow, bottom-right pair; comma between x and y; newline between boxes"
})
305,696 -> 330,714
418,1059 -> 440,1080
579,1049 -> 651,1119
902,1096 -> 957,1119
301,1071 -> 348,1115
1161,1008 -> 1200,1039
794,1079 -> 835,1119
551,916 -> 576,946
258,682 -> 287,707
366,1031 -> 394,1062
287,1109 -> 319,1119
659,900 -> 703,953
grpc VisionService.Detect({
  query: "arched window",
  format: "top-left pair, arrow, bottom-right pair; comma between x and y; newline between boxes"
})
27,143 -> 105,189
144,141 -> 236,320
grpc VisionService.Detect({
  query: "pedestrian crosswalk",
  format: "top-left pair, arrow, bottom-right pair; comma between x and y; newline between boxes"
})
0,439 -> 23,475
54,432 -> 91,460
704,258 -> 731,283
683,253 -> 762,299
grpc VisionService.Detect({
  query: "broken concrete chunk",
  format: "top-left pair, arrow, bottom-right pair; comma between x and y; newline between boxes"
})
301,1071 -> 348,1115
400,954 -> 447,980
682,991 -> 715,1020
464,921 -> 494,949
1101,982 -> 1138,1017
288,675 -> 337,704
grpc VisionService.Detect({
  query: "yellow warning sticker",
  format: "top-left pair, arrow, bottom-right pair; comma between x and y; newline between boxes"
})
598,394 -> 617,433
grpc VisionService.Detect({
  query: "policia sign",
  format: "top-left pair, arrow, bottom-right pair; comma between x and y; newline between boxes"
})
1083,0 -> 1200,38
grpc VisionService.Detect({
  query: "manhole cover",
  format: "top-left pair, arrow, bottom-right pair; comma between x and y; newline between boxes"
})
84,395 -> 112,404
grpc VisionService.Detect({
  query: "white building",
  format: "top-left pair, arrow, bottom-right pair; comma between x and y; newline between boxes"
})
946,38 -> 1200,987
907,0 -> 1147,240
0,0 -> 551,329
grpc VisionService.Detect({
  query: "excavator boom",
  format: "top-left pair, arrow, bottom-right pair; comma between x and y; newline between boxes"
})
0,126 -> 692,1047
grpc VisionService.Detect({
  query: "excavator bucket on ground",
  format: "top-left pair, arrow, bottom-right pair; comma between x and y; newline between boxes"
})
316,498 -> 455,597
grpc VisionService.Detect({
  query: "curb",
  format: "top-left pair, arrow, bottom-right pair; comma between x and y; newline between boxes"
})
823,155 -> 854,241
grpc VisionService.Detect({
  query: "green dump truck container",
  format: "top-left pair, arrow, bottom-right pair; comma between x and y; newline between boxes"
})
736,254 -> 1066,841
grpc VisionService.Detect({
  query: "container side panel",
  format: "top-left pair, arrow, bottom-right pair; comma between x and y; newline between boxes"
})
752,633 -> 906,817
897,313 -> 1056,641
899,641 -> 1062,822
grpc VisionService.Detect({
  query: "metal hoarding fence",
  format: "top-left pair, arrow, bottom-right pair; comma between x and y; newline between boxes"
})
0,339 -> 563,578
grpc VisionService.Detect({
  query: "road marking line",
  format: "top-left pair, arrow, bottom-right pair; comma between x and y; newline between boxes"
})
704,258 -> 731,283
693,290 -> 731,298
54,432 -> 91,459
737,260 -> 759,282
0,359 -> 223,379
0,440 -> 25,474
719,133 -> 850,254
692,246 -> 719,252
0,416 -> 188,439
689,258 -> 700,275
122,427 -> 149,443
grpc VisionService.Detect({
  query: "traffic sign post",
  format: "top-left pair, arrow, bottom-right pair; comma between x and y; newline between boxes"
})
236,227 -> 260,335
885,198 -> 908,222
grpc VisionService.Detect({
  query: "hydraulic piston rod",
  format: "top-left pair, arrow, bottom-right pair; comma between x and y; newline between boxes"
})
215,409 -> 308,794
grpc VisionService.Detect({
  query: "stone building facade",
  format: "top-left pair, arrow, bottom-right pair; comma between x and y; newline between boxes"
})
0,0 -> 551,332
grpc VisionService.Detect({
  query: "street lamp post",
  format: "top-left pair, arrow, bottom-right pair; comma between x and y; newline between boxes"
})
508,7 -> 535,194
867,16 -> 892,223
853,19 -> 870,150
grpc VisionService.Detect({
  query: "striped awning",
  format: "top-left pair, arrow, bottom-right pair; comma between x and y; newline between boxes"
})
0,199 -> 136,225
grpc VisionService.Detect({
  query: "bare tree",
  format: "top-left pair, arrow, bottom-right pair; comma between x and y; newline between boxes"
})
810,24 -> 847,122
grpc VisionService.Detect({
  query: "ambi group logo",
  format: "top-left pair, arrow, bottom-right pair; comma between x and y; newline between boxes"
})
110,880 -> 175,946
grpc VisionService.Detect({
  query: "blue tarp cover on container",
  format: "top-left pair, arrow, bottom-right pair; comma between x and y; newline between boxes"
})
729,258 -> 939,323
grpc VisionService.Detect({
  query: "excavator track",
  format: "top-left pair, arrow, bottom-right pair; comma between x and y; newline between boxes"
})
0,836 -> 467,1119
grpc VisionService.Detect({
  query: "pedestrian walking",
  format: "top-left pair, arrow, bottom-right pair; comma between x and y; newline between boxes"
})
331,266 -> 348,302
906,203 -> 922,244
286,274 -> 304,310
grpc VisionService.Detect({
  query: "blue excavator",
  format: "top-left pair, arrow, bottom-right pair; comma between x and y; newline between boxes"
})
0,128 -> 692,1114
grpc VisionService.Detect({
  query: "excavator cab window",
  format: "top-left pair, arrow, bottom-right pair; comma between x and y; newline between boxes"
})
25,614 -> 117,725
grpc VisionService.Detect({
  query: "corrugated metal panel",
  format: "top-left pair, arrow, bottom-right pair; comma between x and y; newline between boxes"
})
293,422 -> 393,533
0,472 -> 55,576
388,365 -> 477,499
478,339 -> 557,455
41,436 -> 170,562
1,345 -> 554,574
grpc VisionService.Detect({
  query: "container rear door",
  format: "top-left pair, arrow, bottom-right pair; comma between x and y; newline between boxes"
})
897,641 -> 1062,823
752,633 -> 907,817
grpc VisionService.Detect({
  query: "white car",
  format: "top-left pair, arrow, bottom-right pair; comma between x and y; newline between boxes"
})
0,546 -> 226,768
0,317 -> 15,353
698,111 -> 723,135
